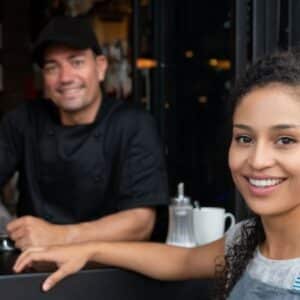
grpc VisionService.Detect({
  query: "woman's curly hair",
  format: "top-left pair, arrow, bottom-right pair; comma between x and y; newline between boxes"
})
215,216 -> 265,299
215,48 -> 300,299
229,48 -> 300,130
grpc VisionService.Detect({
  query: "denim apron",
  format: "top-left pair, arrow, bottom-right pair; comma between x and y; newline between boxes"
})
225,221 -> 300,299
228,272 -> 300,300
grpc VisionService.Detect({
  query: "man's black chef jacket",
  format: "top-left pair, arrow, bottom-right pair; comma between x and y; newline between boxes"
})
0,98 -> 169,224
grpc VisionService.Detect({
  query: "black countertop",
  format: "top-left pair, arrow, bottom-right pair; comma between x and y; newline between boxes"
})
0,251 -> 213,300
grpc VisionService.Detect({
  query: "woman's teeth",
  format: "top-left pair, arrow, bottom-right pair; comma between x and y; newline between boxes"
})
248,178 -> 284,188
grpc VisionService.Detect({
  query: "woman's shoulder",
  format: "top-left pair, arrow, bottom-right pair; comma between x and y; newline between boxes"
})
225,218 -> 255,251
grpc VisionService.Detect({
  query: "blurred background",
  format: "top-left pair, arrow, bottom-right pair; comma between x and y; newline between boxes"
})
0,0 -> 299,220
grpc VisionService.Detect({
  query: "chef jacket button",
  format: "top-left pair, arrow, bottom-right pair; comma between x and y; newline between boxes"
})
45,214 -> 53,221
94,175 -> 102,182
47,129 -> 55,136
94,132 -> 102,138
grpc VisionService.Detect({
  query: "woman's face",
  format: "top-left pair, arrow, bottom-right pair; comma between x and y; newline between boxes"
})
229,84 -> 300,217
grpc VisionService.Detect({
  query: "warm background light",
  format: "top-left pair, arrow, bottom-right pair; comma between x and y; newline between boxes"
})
185,50 -> 194,58
208,58 -> 231,70
136,58 -> 158,69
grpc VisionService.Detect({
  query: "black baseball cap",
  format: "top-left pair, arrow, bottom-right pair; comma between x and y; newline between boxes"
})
33,16 -> 103,67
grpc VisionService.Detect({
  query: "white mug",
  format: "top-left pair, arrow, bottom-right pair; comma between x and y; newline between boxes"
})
193,207 -> 235,245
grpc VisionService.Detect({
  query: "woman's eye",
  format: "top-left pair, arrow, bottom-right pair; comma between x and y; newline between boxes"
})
277,136 -> 296,145
235,135 -> 252,144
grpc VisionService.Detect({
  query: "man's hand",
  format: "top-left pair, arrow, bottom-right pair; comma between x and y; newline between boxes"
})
13,244 -> 92,291
6,216 -> 70,250
6,207 -> 155,250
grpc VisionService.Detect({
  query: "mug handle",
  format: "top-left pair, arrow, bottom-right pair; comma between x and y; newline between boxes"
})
224,212 -> 235,232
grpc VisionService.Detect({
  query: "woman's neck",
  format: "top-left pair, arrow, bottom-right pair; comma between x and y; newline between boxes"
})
260,208 -> 300,259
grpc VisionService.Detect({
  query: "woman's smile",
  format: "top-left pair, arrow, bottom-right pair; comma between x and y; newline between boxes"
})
244,176 -> 286,197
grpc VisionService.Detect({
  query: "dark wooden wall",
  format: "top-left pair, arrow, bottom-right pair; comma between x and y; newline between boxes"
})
0,1 -> 32,112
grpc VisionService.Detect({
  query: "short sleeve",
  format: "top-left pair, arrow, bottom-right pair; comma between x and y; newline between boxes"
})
117,110 -> 169,210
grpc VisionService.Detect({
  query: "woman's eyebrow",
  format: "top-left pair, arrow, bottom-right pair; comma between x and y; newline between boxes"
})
233,124 -> 300,131
270,124 -> 300,130
233,124 -> 252,130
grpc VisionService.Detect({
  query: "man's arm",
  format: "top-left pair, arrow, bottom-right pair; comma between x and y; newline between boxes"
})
68,207 -> 156,242
7,207 -> 156,250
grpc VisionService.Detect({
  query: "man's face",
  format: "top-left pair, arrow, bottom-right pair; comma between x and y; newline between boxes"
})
42,45 -> 107,124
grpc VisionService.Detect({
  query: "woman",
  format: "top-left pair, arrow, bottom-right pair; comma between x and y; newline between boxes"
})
14,49 -> 300,299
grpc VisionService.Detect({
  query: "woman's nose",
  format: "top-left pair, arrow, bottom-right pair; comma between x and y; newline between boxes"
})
247,142 -> 274,170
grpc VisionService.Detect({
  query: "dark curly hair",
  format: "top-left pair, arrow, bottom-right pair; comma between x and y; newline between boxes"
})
216,48 -> 300,299
229,49 -> 300,130
215,216 -> 265,300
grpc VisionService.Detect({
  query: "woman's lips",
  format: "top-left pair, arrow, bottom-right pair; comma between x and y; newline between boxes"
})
244,176 -> 286,196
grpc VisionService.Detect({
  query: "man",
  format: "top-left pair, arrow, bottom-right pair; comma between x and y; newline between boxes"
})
2,16 -> 168,250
